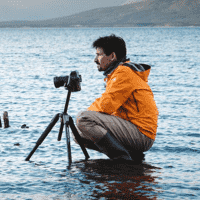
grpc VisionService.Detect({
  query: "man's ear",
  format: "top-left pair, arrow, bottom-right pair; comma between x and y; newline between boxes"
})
110,52 -> 117,61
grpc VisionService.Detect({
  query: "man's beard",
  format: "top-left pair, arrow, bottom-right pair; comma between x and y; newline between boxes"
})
96,62 -> 112,72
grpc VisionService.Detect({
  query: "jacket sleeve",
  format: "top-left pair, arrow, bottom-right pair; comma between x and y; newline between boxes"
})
88,67 -> 138,114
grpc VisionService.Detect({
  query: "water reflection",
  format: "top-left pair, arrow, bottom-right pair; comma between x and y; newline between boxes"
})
74,159 -> 160,199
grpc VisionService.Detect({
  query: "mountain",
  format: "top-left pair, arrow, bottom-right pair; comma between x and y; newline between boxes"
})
0,0 -> 199,27
0,0 -> 127,22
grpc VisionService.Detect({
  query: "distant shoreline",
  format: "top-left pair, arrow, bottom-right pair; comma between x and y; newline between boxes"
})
0,26 -> 199,29
1,0 -> 199,29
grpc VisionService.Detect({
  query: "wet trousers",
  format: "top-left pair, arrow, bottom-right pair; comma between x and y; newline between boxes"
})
76,111 -> 154,159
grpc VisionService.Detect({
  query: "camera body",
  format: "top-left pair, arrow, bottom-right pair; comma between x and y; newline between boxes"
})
54,70 -> 82,92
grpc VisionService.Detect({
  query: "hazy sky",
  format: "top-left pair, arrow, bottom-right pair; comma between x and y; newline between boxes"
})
0,0 -> 142,21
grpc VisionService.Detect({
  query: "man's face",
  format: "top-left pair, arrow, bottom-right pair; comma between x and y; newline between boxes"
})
94,48 -> 116,71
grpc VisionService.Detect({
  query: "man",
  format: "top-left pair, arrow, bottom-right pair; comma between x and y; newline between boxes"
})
76,34 -> 158,163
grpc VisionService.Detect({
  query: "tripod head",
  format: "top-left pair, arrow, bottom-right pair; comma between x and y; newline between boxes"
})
54,70 -> 82,92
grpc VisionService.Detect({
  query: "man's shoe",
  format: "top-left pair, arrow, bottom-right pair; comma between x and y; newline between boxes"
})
95,132 -> 132,161
129,151 -> 145,164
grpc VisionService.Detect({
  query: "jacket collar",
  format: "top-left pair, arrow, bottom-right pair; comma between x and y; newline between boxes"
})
103,57 -> 130,77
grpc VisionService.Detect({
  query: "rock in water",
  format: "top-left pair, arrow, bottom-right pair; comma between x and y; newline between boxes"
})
0,116 -> 2,128
21,124 -> 29,128
3,111 -> 10,128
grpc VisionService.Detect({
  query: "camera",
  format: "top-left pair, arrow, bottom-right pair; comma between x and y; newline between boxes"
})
54,70 -> 82,92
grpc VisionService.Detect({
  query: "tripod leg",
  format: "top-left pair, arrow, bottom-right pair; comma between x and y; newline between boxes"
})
62,114 -> 72,164
57,120 -> 64,141
69,116 -> 89,160
65,123 -> 72,164
25,113 -> 60,161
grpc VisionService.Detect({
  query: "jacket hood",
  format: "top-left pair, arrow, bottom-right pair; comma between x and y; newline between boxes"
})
122,62 -> 151,82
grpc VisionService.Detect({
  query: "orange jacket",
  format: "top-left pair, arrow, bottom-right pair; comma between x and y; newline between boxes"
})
88,61 -> 159,140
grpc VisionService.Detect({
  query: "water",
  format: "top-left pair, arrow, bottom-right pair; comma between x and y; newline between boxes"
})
0,27 -> 200,199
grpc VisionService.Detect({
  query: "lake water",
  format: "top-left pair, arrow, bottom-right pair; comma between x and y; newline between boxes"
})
0,27 -> 200,199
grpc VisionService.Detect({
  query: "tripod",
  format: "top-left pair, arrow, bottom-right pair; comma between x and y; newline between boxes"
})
25,89 -> 90,165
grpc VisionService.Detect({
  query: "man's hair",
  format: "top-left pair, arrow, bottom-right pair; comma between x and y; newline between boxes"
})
92,34 -> 126,61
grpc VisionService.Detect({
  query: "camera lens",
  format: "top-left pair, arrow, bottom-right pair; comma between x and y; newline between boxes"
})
54,76 -> 69,88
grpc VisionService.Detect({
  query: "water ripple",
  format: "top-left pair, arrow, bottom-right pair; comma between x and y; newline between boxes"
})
0,27 -> 200,199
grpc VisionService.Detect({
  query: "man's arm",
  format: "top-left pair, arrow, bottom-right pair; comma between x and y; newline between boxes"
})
88,67 -> 138,114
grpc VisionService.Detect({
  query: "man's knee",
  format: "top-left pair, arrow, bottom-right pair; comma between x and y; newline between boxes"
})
76,110 -> 92,130
76,111 -> 85,129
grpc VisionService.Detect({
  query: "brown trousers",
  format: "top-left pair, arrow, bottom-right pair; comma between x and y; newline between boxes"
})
76,111 -> 154,153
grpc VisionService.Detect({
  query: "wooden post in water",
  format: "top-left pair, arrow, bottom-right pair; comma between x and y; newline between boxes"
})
3,111 -> 10,128
0,116 -> 2,128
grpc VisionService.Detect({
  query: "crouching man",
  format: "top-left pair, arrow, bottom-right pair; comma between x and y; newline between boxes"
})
76,34 -> 159,163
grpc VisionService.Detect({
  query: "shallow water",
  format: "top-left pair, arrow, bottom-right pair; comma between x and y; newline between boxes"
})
0,27 -> 200,199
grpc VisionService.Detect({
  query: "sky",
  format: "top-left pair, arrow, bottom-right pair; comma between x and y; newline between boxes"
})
0,0 -> 142,21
